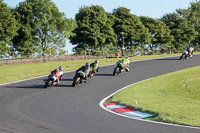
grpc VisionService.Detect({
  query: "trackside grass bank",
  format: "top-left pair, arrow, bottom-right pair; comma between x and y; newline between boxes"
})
0,53 -> 199,84
106,66 -> 200,127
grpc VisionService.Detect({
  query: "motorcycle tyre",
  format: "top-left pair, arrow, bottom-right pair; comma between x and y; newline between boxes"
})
72,77 -> 80,87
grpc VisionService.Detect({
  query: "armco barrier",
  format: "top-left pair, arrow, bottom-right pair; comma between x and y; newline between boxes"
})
0,55 -> 105,66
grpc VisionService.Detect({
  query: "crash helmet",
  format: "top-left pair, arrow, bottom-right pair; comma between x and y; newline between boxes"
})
95,60 -> 99,63
126,57 -> 130,60
58,66 -> 63,72
85,62 -> 90,68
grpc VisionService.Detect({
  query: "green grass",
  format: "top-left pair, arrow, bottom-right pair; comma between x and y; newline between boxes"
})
106,66 -> 200,127
0,53 -> 199,84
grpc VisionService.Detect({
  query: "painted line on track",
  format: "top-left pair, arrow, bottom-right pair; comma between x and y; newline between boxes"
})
99,66 -> 200,130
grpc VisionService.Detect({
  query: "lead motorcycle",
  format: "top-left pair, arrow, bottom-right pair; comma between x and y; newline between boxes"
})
43,70 -> 63,88
113,61 -> 126,76
180,50 -> 189,60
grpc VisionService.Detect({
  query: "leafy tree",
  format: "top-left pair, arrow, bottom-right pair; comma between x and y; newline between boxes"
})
12,1 -> 38,58
14,0 -> 73,58
111,7 -> 150,55
0,0 -> 19,58
70,5 -> 117,55
161,13 -> 196,53
65,18 -> 77,39
140,16 -> 173,54
181,1 -> 200,50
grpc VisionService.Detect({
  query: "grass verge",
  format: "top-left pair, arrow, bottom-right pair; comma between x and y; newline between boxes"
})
106,66 -> 200,127
0,53 -> 199,84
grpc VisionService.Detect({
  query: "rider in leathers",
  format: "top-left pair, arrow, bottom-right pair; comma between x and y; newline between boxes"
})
187,46 -> 194,57
74,62 -> 91,83
116,57 -> 130,72
90,60 -> 100,73
51,66 -> 63,84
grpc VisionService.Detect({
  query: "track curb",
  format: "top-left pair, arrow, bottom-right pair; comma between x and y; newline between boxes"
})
99,55 -> 200,130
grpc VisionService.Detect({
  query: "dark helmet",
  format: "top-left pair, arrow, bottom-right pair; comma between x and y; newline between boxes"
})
85,62 -> 90,68
58,66 -> 63,72
95,60 -> 99,63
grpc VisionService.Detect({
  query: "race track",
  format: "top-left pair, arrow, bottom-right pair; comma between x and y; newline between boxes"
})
0,55 -> 200,133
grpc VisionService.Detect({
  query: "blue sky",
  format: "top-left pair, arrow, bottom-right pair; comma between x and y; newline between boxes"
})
4,0 -> 195,54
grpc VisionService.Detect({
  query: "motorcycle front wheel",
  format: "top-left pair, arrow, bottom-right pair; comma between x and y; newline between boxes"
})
113,67 -> 120,76
72,77 -> 80,87
44,79 -> 53,88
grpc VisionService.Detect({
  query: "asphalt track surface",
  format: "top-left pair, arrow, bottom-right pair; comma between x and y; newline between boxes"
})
0,55 -> 200,133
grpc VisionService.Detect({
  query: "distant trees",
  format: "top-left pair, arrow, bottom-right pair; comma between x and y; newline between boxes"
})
183,1 -> 200,50
70,2 -> 200,56
1,0 -> 200,59
111,7 -> 150,56
1,0 -> 75,59
161,13 -> 196,53
70,5 -> 116,55
0,0 -> 19,58
13,0 -> 75,58
12,1 -> 37,58
140,16 -> 173,54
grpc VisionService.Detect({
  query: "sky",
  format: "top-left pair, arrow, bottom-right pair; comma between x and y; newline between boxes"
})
3,0 -> 196,54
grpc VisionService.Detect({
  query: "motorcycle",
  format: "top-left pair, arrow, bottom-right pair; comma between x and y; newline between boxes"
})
43,71 -> 63,88
180,50 -> 189,60
113,61 -> 126,76
72,71 -> 86,87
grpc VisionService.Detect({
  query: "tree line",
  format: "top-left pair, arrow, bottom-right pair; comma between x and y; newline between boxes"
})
0,0 -> 76,59
71,3 -> 200,56
1,0 -> 200,59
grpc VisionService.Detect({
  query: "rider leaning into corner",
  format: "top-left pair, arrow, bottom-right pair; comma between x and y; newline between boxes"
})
74,62 -> 91,83
187,46 -> 194,57
51,66 -> 63,84
90,60 -> 100,73
117,57 -> 130,72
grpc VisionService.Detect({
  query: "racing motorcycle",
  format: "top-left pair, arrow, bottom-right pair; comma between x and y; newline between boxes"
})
72,71 -> 86,87
180,50 -> 189,60
113,61 -> 126,76
43,71 -> 63,88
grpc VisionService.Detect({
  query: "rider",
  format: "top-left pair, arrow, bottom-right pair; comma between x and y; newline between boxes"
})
187,46 -> 194,57
75,62 -> 91,82
90,60 -> 100,74
123,57 -> 130,72
116,57 -> 130,72
51,66 -> 63,84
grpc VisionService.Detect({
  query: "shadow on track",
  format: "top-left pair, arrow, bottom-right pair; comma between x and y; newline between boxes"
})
155,58 -> 180,61
94,73 -> 113,76
54,84 -> 73,88
5,85 -> 45,89
5,84 -> 73,89
61,78 -> 74,81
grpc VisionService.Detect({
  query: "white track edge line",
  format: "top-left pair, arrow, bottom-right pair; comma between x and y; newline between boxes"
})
99,70 -> 200,130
